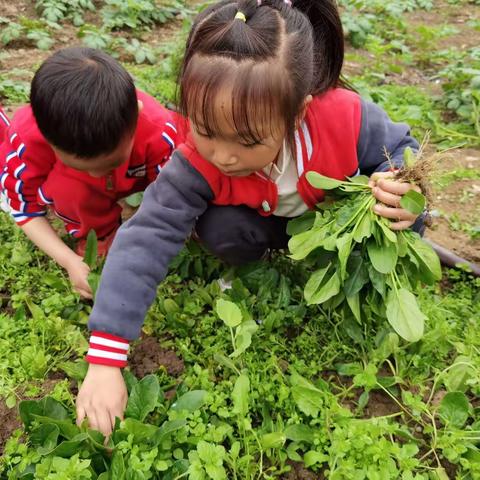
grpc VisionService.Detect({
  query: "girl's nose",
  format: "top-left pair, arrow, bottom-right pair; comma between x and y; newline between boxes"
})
214,151 -> 238,167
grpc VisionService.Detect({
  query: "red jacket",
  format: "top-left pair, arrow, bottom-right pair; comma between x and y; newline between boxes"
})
179,88 -> 361,215
0,107 -> 9,142
0,91 -> 182,226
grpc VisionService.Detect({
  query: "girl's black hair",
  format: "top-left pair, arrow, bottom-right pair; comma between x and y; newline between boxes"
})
31,47 -> 138,158
179,0 -> 344,148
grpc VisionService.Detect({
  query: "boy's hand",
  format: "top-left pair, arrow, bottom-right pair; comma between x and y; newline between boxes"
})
65,254 -> 93,299
76,363 -> 128,436
369,171 -> 421,231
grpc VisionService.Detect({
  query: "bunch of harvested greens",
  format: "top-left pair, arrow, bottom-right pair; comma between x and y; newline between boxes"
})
288,147 -> 441,342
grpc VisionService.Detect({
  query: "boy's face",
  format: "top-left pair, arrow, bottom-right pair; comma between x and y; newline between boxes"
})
53,134 -> 135,178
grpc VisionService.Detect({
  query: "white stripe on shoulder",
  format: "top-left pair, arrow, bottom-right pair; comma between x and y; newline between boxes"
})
38,187 -> 53,204
90,335 -> 129,350
0,111 -> 10,126
300,121 -> 313,161
165,122 -> 177,133
162,132 -> 175,149
10,133 -> 17,143
87,349 -> 128,361
294,131 -> 304,177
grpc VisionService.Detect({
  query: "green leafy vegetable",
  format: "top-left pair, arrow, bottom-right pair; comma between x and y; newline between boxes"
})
289,174 -> 440,341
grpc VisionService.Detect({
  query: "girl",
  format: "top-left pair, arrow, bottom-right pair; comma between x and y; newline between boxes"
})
77,0 -> 422,435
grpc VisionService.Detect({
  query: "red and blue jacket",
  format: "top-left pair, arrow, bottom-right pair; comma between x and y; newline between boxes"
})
0,107 -> 9,144
85,88 -> 419,367
0,91 -> 182,235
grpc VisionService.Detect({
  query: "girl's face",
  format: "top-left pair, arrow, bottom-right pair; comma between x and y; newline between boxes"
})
189,91 -> 286,177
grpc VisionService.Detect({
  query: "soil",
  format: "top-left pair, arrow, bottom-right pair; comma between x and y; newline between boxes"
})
0,399 -> 22,456
406,2 -> 480,52
129,335 -> 185,379
0,370 -> 68,455
425,148 -> 480,264
283,461 -> 325,480
363,390 -> 402,417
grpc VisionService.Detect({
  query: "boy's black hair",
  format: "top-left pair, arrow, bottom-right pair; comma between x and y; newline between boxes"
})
31,47 -> 138,158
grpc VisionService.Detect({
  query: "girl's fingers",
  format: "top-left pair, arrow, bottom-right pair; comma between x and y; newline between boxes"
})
377,178 -> 420,195
372,187 -> 402,208
370,171 -> 395,184
390,220 -> 415,231
373,204 -> 417,222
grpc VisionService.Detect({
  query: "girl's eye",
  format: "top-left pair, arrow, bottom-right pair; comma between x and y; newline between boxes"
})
240,141 -> 263,148
197,131 -> 212,138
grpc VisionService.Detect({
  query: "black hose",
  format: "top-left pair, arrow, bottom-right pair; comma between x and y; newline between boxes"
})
425,239 -> 480,277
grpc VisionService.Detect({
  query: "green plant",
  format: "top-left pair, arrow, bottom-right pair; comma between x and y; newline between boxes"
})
288,151 -> 441,343
35,0 -> 95,26
123,38 -> 157,64
0,76 -> 30,103
0,17 -> 54,50
101,0 -> 187,30
77,24 -> 116,51
82,230 -> 104,297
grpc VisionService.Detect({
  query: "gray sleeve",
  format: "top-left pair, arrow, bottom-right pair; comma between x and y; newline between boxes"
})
88,152 -> 214,340
357,98 -> 419,175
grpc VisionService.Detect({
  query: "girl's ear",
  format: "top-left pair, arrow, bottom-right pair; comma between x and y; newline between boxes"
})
295,95 -> 313,129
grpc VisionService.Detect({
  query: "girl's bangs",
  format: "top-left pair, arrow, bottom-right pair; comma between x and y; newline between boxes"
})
181,55 -> 293,144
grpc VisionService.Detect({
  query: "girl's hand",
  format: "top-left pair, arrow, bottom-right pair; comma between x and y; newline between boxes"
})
369,171 -> 421,231
76,363 -> 128,437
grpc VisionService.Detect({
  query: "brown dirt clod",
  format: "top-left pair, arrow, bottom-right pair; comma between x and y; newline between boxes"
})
129,336 -> 185,379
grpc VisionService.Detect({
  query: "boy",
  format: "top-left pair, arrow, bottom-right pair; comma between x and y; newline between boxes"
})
0,107 -> 8,138
0,47 -> 181,298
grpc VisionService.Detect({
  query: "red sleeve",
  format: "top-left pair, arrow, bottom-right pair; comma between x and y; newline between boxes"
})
0,107 -> 55,225
134,91 -> 190,183
144,116 -> 181,183
0,108 -> 9,141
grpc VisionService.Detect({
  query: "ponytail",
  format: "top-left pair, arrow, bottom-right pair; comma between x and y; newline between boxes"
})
292,0 -> 344,94
241,0 -> 344,94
